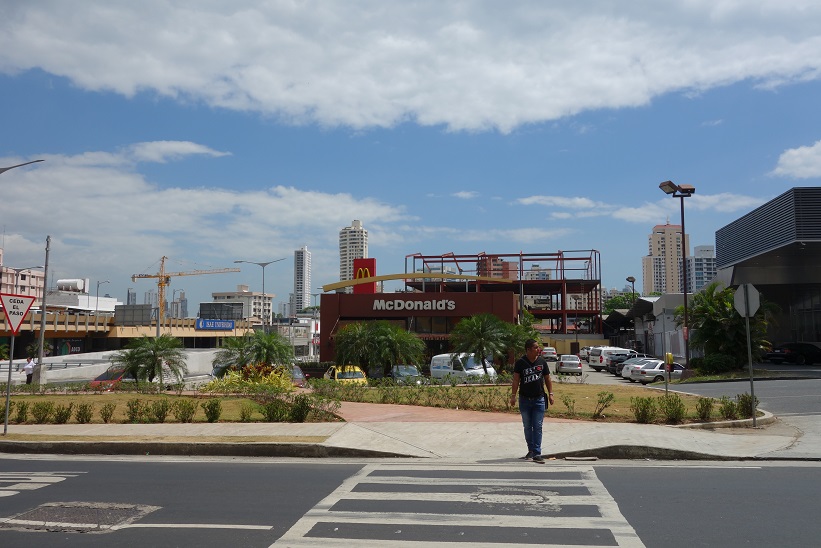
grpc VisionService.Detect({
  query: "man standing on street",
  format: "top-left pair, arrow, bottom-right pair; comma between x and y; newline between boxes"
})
510,339 -> 554,463
23,356 -> 35,385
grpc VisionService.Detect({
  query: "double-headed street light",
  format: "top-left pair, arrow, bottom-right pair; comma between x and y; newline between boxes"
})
234,258 -> 286,327
659,180 -> 695,367
0,159 -> 44,176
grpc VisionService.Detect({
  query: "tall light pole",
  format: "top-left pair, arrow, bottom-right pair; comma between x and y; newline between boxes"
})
626,276 -> 636,349
659,181 -> 695,367
95,280 -> 110,317
234,258 -> 286,328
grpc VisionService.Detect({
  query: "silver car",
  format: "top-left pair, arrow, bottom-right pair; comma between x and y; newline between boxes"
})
631,361 -> 685,384
621,358 -> 658,382
555,354 -> 583,376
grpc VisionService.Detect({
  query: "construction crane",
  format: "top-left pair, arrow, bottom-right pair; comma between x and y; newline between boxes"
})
131,256 -> 240,334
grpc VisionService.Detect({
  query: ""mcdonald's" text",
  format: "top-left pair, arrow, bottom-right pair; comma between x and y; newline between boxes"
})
373,299 -> 456,311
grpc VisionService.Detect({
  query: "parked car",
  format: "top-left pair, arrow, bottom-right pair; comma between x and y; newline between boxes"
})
388,364 -> 425,385
324,365 -> 368,384
290,364 -> 308,388
556,355 -> 583,375
89,365 -> 137,390
588,346 -> 630,372
609,352 -> 652,375
430,353 -> 497,381
621,358 -> 658,381
578,346 -> 593,360
765,343 -> 821,365
605,352 -> 632,374
631,361 -> 685,384
540,346 -> 558,362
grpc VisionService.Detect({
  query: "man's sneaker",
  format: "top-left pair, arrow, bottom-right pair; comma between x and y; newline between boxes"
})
532,454 -> 545,464
520,451 -> 535,460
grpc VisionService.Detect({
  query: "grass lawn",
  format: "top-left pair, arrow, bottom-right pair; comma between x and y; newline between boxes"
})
3,381 -> 737,425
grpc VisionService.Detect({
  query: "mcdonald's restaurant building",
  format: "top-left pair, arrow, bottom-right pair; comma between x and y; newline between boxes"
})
318,291 -> 519,363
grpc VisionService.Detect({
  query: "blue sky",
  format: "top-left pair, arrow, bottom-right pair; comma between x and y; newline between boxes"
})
2,1 -> 821,313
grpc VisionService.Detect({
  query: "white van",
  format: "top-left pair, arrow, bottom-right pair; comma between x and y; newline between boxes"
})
588,346 -> 630,372
430,353 -> 497,381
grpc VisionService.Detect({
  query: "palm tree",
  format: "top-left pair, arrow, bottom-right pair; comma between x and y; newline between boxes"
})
334,321 -> 425,375
247,330 -> 293,366
211,334 -> 255,374
111,334 -> 188,390
449,313 -> 509,374
677,281 -> 779,366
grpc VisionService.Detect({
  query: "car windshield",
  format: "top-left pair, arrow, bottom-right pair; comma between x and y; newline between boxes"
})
338,369 -> 364,379
291,366 -> 305,378
460,356 -> 484,370
393,365 -> 420,376
560,355 -> 579,361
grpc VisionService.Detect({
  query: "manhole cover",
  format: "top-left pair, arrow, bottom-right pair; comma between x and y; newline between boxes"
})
0,502 -> 160,533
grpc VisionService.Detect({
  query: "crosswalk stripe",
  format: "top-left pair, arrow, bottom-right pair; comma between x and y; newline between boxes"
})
272,463 -> 644,547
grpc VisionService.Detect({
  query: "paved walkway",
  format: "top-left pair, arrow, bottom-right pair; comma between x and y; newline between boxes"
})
1,401 -> 812,461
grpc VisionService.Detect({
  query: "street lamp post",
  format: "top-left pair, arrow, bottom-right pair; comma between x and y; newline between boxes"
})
659,181 -> 695,367
95,280 -> 110,317
234,258 -> 286,328
626,276 -> 636,349
0,159 -> 44,176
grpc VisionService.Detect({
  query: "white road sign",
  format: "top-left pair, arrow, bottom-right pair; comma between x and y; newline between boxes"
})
0,293 -> 36,335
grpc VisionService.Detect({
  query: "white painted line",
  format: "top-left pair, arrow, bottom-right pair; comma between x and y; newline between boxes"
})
111,523 -> 274,531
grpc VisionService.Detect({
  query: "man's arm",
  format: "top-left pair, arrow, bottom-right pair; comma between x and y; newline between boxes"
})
544,368 -> 554,405
509,372 -> 521,407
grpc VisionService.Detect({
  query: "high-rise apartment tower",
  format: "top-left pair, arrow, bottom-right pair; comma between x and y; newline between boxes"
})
339,220 -> 368,293
641,222 -> 690,295
293,245 -> 312,313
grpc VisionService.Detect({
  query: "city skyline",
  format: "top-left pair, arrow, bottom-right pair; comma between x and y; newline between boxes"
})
2,3 -> 821,310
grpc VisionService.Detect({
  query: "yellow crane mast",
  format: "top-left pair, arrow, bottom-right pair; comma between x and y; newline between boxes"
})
131,256 -> 240,330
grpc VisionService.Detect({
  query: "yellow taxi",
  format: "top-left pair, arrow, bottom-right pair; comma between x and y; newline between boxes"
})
324,365 -> 368,385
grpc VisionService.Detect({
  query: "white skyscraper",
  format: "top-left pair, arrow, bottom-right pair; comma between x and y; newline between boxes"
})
293,245 -> 312,313
339,220 -> 368,293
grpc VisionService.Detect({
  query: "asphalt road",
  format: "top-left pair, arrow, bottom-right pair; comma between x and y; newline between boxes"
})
2,457 -> 820,547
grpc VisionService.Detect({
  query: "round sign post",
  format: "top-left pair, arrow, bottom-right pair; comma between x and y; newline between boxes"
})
734,284 -> 759,426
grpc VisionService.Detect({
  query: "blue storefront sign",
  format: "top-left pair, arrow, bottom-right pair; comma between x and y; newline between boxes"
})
195,319 -> 235,331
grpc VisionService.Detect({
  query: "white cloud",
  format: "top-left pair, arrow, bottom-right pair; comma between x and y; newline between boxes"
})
771,140 -> 821,178
2,2 -> 821,132
518,195 -> 604,209
129,141 -> 231,163
453,191 -> 479,199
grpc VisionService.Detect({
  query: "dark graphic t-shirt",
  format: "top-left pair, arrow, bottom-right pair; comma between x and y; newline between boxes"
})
514,355 -> 548,398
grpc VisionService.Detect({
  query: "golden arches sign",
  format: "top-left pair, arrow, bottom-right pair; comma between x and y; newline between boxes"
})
322,272 -> 516,293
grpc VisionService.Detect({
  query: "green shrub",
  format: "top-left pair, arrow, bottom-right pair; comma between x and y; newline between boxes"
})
1,401 -> 15,422
288,394 -> 312,423
202,398 -> 223,423
561,394 -> 576,416
126,398 -> 146,423
592,391 -> 615,419
695,397 -> 714,422
718,396 -> 738,420
149,399 -> 171,423
75,402 -> 94,424
260,397 -> 290,422
53,403 -> 74,424
100,402 -> 117,423
239,402 -> 256,422
735,392 -> 759,419
14,401 -> 29,423
630,396 -> 657,424
31,401 -> 55,424
171,399 -> 199,423
657,394 -> 686,424
697,354 -> 737,375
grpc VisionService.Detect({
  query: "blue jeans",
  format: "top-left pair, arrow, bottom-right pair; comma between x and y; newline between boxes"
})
519,396 -> 546,455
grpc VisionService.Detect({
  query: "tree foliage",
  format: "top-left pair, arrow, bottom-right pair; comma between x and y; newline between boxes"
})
449,313 -> 510,374
213,330 -> 294,371
334,321 -> 425,375
111,334 -> 188,389
675,281 -> 779,367
604,294 -> 638,315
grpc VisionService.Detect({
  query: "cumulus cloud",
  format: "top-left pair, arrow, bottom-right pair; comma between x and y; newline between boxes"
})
453,191 -> 479,199
771,140 -> 821,178
2,2 -> 821,132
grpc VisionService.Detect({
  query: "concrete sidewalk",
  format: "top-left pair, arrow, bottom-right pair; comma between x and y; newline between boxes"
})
0,401 -> 809,461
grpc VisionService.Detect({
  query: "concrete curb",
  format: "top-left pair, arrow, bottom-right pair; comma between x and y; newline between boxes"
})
0,441 -> 414,459
674,409 -> 777,429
